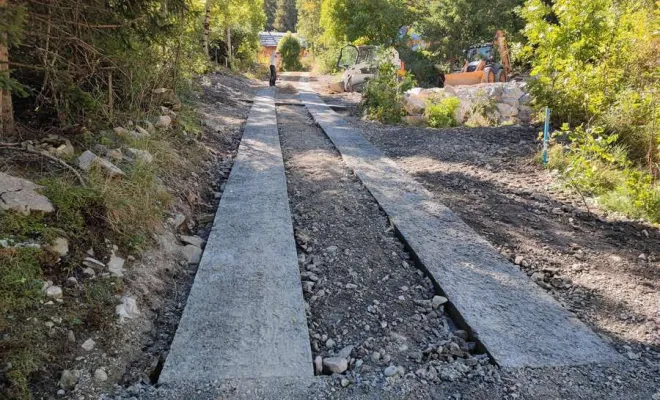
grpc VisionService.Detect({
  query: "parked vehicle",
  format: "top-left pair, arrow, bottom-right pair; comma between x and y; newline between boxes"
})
328,45 -> 404,93
438,30 -> 512,87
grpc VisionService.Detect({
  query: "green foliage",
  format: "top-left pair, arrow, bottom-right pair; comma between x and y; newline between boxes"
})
296,0 -> 323,51
274,0 -> 298,31
547,125 -> 660,222
425,96 -> 460,128
320,0 -> 412,45
0,248 -> 44,315
395,47 -> 437,87
362,62 -> 416,124
520,0 -> 659,164
416,0 -> 525,62
0,247 -> 45,399
277,32 -> 303,71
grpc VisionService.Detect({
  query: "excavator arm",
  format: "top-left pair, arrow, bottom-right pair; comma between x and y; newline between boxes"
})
495,30 -> 512,77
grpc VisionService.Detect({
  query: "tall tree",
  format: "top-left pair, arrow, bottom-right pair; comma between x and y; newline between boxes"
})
265,0 -> 277,30
0,0 -> 23,136
273,0 -> 297,31
320,0 -> 411,45
296,0 -> 323,49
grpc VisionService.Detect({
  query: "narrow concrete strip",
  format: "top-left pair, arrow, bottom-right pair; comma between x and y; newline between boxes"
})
298,83 -> 621,369
160,88 -> 313,383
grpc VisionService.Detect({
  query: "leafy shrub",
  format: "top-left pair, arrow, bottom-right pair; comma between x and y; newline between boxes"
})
520,0 -> 659,166
277,32 -> 303,71
362,63 -> 416,124
546,125 -> 660,222
425,97 -> 460,128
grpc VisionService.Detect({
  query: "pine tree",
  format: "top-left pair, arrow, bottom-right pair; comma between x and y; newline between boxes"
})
265,0 -> 277,30
273,0 -> 297,32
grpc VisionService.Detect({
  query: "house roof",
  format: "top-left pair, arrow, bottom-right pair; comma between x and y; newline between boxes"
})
258,32 -> 306,48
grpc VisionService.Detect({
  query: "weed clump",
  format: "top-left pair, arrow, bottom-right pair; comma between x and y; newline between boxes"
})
425,96 -> 460,128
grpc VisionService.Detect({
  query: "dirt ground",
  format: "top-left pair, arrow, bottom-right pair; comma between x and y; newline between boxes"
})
79,74 -> 659,399
279,76 -> 660,398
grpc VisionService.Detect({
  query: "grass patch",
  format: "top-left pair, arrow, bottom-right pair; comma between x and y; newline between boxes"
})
0,248 -> 46,399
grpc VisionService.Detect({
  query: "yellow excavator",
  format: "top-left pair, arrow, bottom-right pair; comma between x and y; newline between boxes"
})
438,30 -> 512,87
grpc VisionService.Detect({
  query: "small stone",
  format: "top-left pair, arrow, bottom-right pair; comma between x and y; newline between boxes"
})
180,245 -> 203,264
155,115 -> 172,129
627,351 -> 641,360
326,245 -> 338,253
302,281 -> 315,293
345,283 -> 358,289
82,268 -> 96,277
432,295 -> 448,308
94,368 -> 108,382
337,345 -> 354,359
45,238 -> 69,257
116,296 -> 140,322
59,369 -> 81,390
66,277 -> 78,286
83,257 -> 105,271
67,330 -> 76,342
340,378 -> 350,387
514,255 -> 524,265
314,356 -> 323,375
126,148 -> 154,163
531,272 -> 545,282
81,338 -> 96,351
323,357 -> 348,374
107,252 -> 125,277
77,150 -> 125,178
371,351 -> 381,362
179,235 -> 206,248
454,330 -> 469,341
384,365 -> 398,377
326,338 -> 336,348
57,389 -> 65,396
44,285 -> 63,299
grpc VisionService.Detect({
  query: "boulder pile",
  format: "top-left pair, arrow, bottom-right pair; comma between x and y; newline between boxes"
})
403,82 -> 533,126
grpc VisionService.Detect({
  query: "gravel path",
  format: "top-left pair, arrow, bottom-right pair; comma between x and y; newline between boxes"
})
277,100 -> 502,391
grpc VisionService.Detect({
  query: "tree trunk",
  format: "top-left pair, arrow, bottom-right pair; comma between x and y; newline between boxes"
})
0,0 -> 14,136
203,0 -> 211,59
226,26 -> 232,67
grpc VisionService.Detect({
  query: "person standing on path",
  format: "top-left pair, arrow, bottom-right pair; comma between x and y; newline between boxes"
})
270,51 -> 280,87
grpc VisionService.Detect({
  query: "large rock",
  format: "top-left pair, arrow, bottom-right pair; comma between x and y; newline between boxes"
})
322,357 -> 348,374
77,151 -> 125,178
496,103 -> 519,119
404,94 -> 426,115
0,172 -> 55,215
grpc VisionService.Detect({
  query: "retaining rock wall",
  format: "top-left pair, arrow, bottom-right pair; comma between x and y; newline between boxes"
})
404,82 -> 533,126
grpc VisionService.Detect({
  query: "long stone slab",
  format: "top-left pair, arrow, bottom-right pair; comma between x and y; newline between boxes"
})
298,82 -> 621,369
160,89 -> 313,383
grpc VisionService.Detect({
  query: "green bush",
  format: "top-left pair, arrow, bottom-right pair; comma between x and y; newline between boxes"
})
520,0 -> 659,166
425,97 -> 460,128
546,125 -> 660,222
277,32 -> 303,71
362,63 -> 416,124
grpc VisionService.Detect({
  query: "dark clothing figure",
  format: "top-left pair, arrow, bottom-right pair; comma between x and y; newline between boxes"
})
270,65 -> 277,87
